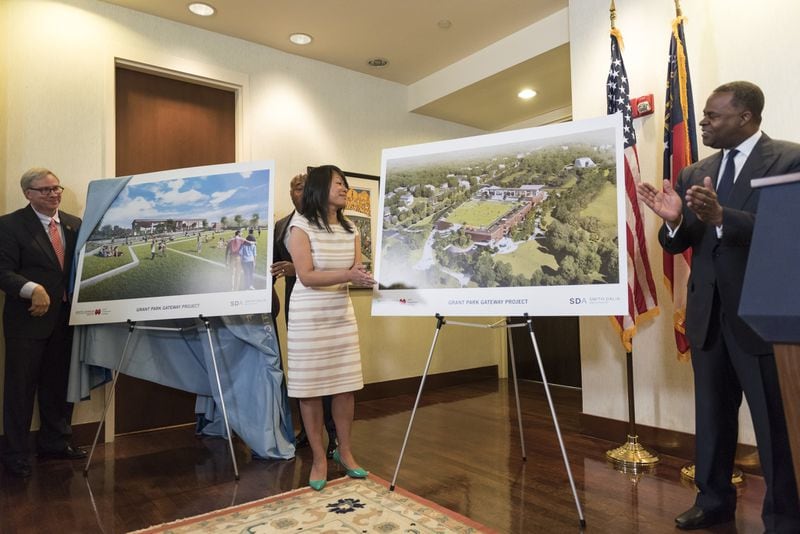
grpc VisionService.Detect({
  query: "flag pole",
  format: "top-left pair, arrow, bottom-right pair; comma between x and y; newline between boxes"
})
610,0 -> 616,29
605,351 -> 660,471
664,0 -> 743,487
604,0 -> 659,472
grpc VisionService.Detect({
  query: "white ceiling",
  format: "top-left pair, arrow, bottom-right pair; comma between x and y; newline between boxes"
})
100,0 -> 571,130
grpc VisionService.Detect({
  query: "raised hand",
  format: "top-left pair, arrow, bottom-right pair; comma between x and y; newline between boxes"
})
685,176 -> 723,226
637,179 -> 683,225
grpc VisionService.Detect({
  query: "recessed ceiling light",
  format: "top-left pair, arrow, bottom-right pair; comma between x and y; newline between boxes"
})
188,2 -> 215,17
518,88 -> 537,100
289,33 -> 313,45
367,57 -> 389,68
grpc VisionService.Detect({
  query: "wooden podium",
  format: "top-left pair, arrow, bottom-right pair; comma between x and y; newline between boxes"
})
739,171 -> 800,486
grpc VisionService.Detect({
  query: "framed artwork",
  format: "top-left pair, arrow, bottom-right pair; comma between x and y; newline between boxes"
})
343,171 -> 380,281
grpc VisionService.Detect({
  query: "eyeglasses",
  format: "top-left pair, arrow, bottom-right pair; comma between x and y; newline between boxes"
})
28,186 -> 64,195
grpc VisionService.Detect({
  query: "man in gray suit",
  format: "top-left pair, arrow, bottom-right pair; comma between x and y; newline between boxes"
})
639,81 -> 800,532
0,168 -> 86,478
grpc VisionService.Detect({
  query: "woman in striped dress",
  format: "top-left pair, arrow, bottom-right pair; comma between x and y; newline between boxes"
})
287,165 -> 376,491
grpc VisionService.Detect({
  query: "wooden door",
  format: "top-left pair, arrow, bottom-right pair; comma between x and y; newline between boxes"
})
508,316 -> 581,388
114,66 -> 235,434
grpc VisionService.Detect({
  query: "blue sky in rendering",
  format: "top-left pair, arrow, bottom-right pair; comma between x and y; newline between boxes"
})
100,169 -> 270,229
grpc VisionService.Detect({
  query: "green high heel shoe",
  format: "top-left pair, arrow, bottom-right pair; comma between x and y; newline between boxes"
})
309,478 -> 326,491
332,449 -> 368,478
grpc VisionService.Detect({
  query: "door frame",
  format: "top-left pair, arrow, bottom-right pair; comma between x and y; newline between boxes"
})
98,50 -> 249,442
102,50 -> 250,177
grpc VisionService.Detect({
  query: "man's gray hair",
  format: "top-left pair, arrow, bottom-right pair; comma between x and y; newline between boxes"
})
20,168 -> 58,191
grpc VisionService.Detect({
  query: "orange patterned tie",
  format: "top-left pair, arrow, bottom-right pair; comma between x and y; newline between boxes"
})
48,218 -> 65,270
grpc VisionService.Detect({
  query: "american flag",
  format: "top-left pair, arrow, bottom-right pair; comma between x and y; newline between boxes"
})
608,30 -> 659,352
663,16 -> 698,361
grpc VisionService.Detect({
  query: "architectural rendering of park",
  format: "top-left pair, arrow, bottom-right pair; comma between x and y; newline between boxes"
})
379,143 -> 620,290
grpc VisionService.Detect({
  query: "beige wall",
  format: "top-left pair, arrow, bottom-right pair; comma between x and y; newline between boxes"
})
1,0 -> 505,430
9,0 -> 793,443
571,0 -> 800,445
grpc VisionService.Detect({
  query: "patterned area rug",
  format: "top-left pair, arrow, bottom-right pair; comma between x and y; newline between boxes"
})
131,474 -> 494,533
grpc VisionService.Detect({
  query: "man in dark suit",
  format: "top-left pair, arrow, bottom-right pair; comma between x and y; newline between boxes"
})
271,174 -> 305,311
0,168 -> 86,478
271,173 -> 337,456
639,81 -> 800,532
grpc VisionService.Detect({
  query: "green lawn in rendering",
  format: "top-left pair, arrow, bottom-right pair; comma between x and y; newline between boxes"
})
580,181 -> 618,236
77,229 -> 270,302
164,230 -> 269,274
409,216 -> 434,229
445,200 -> 516,228
80,247 -> 134,278
494,240 -> 558,278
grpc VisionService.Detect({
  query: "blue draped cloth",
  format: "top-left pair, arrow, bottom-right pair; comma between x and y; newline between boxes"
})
67,176 -> 294,459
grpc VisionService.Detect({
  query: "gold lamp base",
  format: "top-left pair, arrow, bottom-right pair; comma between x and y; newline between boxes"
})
680,464 -> 745,485
606,435 -> 660,472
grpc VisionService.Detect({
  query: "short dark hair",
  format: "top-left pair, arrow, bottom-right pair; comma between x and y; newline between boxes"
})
302,165 -> 353,233
713,81 -> 764,123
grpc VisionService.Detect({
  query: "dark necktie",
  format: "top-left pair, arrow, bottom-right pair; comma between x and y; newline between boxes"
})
715,149 -> 738,205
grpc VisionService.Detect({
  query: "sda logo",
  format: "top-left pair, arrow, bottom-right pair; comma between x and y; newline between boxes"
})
569,297 -> 587,305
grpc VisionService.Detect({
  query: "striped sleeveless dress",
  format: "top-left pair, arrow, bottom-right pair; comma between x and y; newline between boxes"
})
286,214 -> 364,398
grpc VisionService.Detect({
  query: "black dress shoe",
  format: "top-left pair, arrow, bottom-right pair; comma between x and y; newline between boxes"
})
675,505 -> 735,530
37,444 -> 87,460
2,459 -> 32,478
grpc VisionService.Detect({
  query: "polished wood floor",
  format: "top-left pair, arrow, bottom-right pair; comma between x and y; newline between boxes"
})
0,379 -> 767,533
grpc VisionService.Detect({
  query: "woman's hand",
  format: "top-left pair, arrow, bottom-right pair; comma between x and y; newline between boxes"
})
348,263 -> 376,288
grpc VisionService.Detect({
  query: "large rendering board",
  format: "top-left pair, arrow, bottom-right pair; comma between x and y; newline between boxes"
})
371,115 -> 628,317
70,161 -> 274,325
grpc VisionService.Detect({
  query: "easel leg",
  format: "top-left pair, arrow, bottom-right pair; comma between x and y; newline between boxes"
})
202,317 -> 240,480
390,314 -> 445,491
526,315 -> 586,527
84,321 -> 136,476
506,322 -> 527,460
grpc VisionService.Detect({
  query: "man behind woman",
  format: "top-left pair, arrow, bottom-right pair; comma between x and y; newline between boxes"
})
286,165 -> 376,490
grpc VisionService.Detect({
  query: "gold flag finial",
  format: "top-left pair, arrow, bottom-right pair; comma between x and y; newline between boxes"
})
609,0 -> 623,49
610,0 -> 617,29
674,0 -> 683,17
